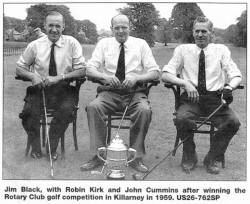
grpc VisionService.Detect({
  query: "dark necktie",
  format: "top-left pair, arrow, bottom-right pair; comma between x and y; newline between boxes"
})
115,43 -> 125,82
197,49 -> 206,95
49,43 -> 57,76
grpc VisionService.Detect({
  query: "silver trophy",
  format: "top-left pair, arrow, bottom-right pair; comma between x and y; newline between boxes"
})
97,133 -> 136,180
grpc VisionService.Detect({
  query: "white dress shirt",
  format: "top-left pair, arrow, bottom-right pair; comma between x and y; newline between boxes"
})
162,43 -> 242,91
17,35 -> 85,77
87,36 -> 160,76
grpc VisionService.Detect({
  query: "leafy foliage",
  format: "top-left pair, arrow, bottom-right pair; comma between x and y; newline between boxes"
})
4,16 -> 26,33
26,4 -> 77,37
155,18 -> 172,46
170,3 -> 204,43
119,3 -> 160,47
75,19 -> 98,44
223,10 -> 247,47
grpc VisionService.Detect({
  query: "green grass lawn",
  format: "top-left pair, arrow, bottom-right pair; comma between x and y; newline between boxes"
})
2,43 -> 247,180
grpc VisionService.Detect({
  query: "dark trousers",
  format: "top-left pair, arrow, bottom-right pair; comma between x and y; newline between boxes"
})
86,89 -> 152,158
19,82 -> 78,154
175,92 -> 241,161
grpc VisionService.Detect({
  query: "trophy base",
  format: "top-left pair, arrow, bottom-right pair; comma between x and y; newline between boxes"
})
107,170 -> 125,180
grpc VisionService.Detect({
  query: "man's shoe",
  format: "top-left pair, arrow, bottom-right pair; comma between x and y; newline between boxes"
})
51,152 -> 58,161
129,158 -> 148,173
80,156 -> 103,171
30,151 -> 43,159
203,155 -> 220,174
181,151 -> 198,173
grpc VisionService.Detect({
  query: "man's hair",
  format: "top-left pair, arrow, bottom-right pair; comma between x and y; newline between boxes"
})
193,16 -> 214,32
45,11 -> 65,25
111,14 -> 129,27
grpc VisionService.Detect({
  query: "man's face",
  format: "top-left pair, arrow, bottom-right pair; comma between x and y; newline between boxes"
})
44,15 -> 64,43
111,16 -> 130,43
193,22 -> 213,49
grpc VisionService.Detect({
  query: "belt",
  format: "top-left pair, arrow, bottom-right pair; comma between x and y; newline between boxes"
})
199,90 -> 222,96
97,85 -> 147,95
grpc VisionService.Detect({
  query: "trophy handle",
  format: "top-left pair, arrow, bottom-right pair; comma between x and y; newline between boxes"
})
97,147 -> 107,162
127,148 -> 137,164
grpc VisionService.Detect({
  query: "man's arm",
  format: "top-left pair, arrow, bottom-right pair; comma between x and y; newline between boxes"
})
44,37 -> 86,86
221,45 -> 242,90
122,70 -> 159,88
86,39 -> 121,87
122,40 -> 160,88
16,44 -> 43,86
226,76 -> 242,90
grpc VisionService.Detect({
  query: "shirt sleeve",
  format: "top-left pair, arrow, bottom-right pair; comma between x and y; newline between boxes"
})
87,40 -> 104,71
162,45 -> 183,75
221,45 -> 242,81
141,41 -> 160,72
16,43 -> 36,72
72,38 -> 86,70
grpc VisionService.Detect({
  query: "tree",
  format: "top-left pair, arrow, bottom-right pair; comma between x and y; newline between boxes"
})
155,18 -> 172,46
4,16 -> 26,33
223,10 -> 247,47
170,3 -> 204,43
119,3 -> 160,47
235,10 -> 247,47
75,19 -> 98,44
26,4 -> 77,37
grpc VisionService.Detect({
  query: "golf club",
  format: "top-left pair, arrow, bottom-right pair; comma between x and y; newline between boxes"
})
42,88 -> 54,178
91,86 -> 137,175
133,99 -> 227,180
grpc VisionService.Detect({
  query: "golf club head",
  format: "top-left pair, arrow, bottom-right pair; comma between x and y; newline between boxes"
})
132,173 -> 145,180
50,170 -> 54,179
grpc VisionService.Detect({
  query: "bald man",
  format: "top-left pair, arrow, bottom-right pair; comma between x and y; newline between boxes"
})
80,14 -> 160,173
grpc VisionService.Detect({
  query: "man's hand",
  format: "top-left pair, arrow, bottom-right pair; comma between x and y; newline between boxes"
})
32,74 -> 44,88
183,80 -> 199,103
222,87 -> 233,105
102,75 -> 121,88
43,76 -> 62,86
122,74 -> 138,88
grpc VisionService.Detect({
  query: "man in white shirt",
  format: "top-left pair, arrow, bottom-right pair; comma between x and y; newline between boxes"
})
80,14 -> 160,173
162,16 -> 242,174
16,11 -> 85,160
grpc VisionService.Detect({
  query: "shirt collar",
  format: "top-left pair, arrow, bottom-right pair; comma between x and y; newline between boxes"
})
195,43 -> 211,53
114,36 -> 130,49
47,35 -> 64,48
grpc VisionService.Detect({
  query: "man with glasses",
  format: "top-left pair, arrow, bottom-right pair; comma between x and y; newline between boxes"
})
80,14 -> 160,173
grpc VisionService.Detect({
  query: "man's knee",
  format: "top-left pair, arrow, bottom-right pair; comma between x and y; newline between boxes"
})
175,113 -> 196,131
86,100 -> 103,113
136,101 -> 152,117
219,116 -> 241,132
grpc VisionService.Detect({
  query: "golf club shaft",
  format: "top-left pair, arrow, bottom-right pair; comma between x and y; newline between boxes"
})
114,87 -> 137,136
140,100 -> 226,180
42,89 -> 54,177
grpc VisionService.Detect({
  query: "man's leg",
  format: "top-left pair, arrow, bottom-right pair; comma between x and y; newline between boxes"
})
81,91 -> 120,171
19,86 -> 42,158
175,94 -> 200,172
47,85 -> 78,160
126,92 -> 152,172
203,95 -> 241,174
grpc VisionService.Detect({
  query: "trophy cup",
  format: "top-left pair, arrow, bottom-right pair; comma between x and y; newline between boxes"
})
97,133 -> 136,180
